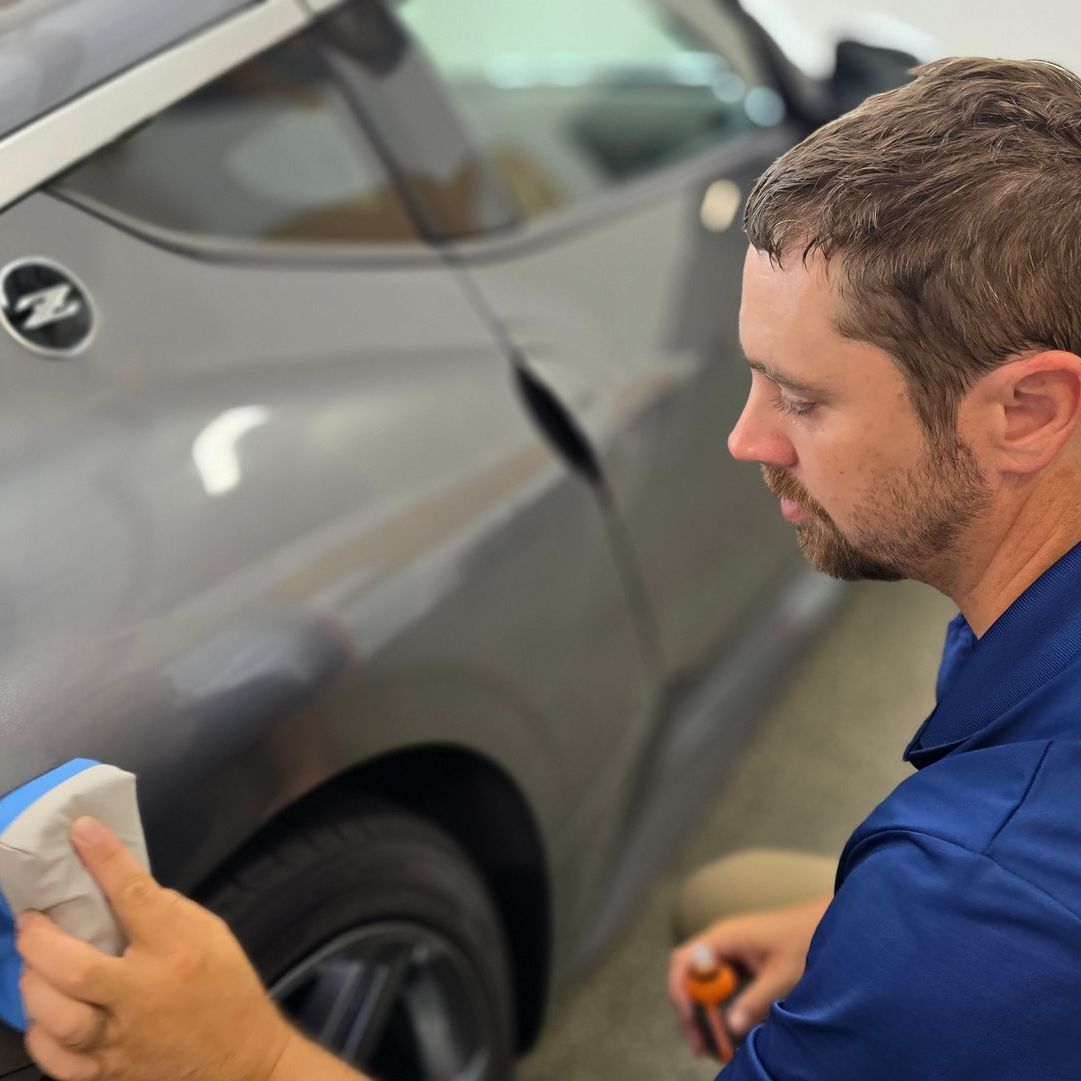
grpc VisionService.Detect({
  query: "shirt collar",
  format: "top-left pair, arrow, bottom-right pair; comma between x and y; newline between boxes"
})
905,540 -> 1081,769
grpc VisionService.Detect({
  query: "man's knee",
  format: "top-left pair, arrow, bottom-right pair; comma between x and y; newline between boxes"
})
673,848 -> 837,942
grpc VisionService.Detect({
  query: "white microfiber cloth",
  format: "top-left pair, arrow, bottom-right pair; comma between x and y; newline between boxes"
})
0,760 -> 149,1030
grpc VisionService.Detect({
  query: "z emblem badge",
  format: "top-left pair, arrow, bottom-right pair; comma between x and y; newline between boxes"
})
0,259 -> 96,356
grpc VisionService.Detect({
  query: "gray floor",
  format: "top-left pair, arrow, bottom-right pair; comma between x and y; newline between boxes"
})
519,578 -> 956,1081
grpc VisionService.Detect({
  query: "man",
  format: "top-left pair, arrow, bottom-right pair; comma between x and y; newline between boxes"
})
665,53 -> 1081,1079
17,54 -> 1081,1080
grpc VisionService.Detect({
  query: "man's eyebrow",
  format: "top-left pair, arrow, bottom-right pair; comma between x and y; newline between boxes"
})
744,356 -> 828,399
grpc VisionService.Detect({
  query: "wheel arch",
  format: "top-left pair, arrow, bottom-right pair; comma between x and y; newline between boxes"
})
349,746 -> 551,1053
200,744 -> 552,1054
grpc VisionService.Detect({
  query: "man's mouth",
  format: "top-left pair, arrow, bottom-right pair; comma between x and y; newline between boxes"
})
761,466 -> 824,526
779,497 -> 810,524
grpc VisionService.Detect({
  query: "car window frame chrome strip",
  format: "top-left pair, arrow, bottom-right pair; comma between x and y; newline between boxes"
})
0,0 -> 311,217
300,0 -> 350,13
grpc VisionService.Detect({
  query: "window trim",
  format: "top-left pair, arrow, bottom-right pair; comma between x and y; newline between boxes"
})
48,186 -> 444,269
300,0 -> 350,12
0,0 -> 311,217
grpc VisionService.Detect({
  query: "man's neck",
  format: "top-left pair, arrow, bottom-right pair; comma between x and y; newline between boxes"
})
940,477 -> 1081,637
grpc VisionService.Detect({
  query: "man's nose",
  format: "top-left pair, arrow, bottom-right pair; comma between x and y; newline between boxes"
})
727,397 -> 797,469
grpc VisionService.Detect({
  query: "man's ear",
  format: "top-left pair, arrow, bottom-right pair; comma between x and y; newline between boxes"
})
975,351 -> 1081,476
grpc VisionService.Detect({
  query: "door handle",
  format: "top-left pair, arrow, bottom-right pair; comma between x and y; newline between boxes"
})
512,354 -> 601,485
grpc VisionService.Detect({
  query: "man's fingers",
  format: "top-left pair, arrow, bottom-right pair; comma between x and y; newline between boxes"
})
725,967 -> 790,1039
69,817 -> 162,945
679,1013 -> 705,1056
16,913 -> 123,1006
669,943 -> 734,1060
667,946 -> 695,1022
21,968 -> 106,1051
24,1023 -> 102,1081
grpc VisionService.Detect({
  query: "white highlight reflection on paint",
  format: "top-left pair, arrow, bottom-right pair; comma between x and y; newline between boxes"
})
192,405 -> 270,497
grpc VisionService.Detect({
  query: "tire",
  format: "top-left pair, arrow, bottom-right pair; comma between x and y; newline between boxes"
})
200,796 -> 516,1081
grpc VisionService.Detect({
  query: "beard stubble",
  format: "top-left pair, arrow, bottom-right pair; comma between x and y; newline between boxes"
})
760,437 -> 989,583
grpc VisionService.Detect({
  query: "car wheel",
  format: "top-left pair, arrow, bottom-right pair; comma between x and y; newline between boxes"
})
201,797 -> 516,1081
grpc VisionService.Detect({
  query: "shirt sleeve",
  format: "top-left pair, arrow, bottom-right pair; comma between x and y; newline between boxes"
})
716,830 -> 1081,1081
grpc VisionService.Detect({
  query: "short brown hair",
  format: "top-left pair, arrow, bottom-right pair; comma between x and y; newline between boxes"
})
744,57 -> 1081,438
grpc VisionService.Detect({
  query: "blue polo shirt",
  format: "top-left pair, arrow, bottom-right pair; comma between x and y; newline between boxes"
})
723,542 -> 1081,1081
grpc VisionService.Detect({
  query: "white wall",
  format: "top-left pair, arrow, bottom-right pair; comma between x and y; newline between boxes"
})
760,0 -> 1081,74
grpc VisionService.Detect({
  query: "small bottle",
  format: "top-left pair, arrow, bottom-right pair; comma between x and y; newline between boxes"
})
686,944 -> 739,1061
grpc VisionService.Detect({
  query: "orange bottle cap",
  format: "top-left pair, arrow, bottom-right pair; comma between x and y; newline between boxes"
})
687,945 -> 738,1005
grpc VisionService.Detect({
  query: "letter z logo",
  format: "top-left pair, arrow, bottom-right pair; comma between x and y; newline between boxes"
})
0,259 -> 95,356
15,284 -> 81,330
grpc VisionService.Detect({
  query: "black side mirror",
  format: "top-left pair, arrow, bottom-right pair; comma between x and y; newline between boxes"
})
831,39 -> 920,113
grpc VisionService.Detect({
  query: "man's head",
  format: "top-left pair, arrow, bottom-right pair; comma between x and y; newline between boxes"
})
730,57 -> 1081,587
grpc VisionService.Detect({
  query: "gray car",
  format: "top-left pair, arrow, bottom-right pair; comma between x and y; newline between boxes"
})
0,2 -> 915,1077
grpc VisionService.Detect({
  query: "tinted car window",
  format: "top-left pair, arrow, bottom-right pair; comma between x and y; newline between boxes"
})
396,0 -> 786,218
56,34 -> 421,245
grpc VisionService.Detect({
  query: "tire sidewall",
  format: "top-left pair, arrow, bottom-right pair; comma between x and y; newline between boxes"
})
203,807 -> 516,1079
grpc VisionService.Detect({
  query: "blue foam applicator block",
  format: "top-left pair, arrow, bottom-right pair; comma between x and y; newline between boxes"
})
0,761 -> 154,1029
0,759 -> 106,1031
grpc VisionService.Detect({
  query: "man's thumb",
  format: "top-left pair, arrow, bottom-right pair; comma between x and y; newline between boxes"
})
71,816 -> 125,862
70,816 -> 160,940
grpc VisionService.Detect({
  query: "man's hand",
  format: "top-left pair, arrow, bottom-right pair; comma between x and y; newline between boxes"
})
14,816 -> 308,1081
668,894 -> 830,1061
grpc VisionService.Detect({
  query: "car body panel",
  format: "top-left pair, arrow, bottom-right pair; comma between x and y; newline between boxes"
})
455,136 -> 806,686
0,188 -> 655,1072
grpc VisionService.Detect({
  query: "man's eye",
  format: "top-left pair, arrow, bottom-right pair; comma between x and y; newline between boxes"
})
772,392 -> 817,418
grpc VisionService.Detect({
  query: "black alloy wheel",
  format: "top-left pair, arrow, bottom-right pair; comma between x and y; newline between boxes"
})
201,797 -> 516,1081
271,922 -> 498,1078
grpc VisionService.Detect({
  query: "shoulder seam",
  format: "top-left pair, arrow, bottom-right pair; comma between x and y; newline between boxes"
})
845,819 -> 1081,929
983,739 -> 1054,855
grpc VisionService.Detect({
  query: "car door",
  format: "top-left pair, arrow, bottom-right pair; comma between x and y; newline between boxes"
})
378,0 -> 817,690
